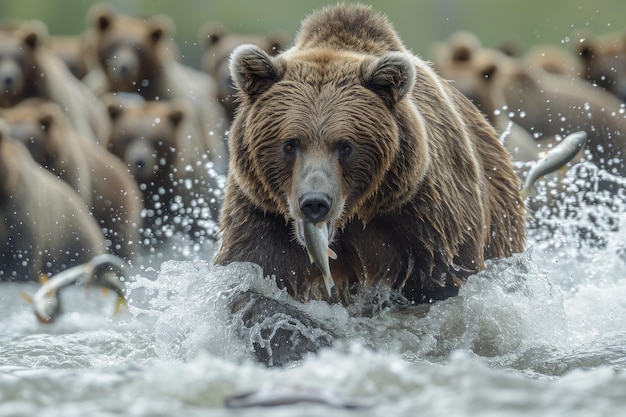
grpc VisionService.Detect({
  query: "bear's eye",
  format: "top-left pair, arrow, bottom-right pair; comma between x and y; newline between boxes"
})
336,140 -> 354,160
482,64 -> 497,80
282,139 -> 299,156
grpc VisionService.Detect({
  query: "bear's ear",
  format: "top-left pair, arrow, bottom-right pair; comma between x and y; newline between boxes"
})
230,44 -> 284,98
168,109 -> 184,127
266,31 -> 288,56
148,15 -> 174,44
88,2 -> 115,33
23,31 -> 39,50
168,98 -> 189,127
578,41 -> 594,61
451,45 -> 473,63
574,30 -> 595,62
106,103 -> 123,121
361,52 -> 416,108
21,20 -> 48,50
481,63 -> 497,81
200,21 -> 225,47
38,112 -> 54,133
167,106 -> 185,127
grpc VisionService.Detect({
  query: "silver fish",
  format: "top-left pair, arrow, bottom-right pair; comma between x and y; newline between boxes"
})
224,385 -> 373,409
521,130 -> 588,198
301,220 -> 337,297
23,254 -> 128,323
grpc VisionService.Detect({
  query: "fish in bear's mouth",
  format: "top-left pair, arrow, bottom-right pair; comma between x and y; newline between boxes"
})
295,219 -> 337,297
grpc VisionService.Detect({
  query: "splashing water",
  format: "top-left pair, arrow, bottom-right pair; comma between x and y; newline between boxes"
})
2,161 -> 626,416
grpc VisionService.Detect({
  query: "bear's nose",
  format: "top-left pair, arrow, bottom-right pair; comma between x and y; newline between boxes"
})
299,192 -> 331,223
2,75 -> 14,88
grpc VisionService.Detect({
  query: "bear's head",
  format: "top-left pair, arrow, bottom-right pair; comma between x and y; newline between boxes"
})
0,99 -> 69,172
575,30 -> 626,101
433,44 -> 523,126
432,31 -> 483,69
0,21 -> 47,107
88,3 -> 174,92
228,44 -> 426,245
432,33 -> 505,119
106,99 -> 185,183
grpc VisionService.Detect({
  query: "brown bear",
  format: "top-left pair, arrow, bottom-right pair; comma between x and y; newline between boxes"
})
199,21 -> 288,122
0,99 -> 143,261
431,32 -> 543,164
214,4 -> 526,365
84,4 -> 228,174
104,96 -> 222,243
434,42 -> 626,179
0,126 -> 105,281
573,29 -> 626,102
0,20 -> 110,145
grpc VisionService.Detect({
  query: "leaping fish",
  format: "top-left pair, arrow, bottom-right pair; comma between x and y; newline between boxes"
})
21,254 -> 128,323
520,130 -> 588,198
300,220 -> 337,298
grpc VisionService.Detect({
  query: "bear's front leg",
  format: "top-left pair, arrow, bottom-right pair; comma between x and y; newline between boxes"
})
230,290 -> 333,367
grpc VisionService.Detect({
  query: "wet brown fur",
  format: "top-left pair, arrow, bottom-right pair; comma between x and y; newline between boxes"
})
0,99 -> 142,261
84,3 -> 229,173
574,29 -> 626,102
215,4 -> 525,304
105,98 -> 222,238
436,39 -> 626,177
0,21 -> 110,144
0,129 -> 105,281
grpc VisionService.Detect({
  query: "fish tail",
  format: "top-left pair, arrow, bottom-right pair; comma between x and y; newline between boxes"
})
322,273 -> 334,298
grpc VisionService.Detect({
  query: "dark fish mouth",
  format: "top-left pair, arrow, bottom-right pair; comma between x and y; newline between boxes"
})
295,219 -> 334,246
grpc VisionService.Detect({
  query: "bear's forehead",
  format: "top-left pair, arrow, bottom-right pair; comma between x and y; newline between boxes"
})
281,49 -> 364,85
103,19 -> 154,42
1,108 -> 40,123
0,38 -> 25,55
122,104 -> 171,120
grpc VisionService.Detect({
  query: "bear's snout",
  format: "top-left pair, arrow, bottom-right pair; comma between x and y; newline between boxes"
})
299,192 -> 331,223
107,48 -> 139,83
0,61 -> 22,94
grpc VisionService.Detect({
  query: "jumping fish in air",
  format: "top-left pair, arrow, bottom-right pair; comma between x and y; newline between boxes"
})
21,254 -> 128,323
520,130 -> 588,198
300,220 -> 337,297
224,385 -> 373,409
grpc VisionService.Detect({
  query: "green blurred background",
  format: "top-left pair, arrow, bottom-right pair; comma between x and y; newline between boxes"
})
1,0 -> 624,68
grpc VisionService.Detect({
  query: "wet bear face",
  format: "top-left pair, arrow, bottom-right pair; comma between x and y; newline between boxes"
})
0,27 -> 40,107
229,45 -> 417,242
106,102 -> 183,183
90,6 -> 171,92
577,33 -> 626,101
0,101 -> 63,171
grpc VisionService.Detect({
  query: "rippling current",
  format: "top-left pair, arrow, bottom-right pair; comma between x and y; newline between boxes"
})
2,161 -> 626,417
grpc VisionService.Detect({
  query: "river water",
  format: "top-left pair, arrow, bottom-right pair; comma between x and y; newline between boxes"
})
2,161 -> 626,417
